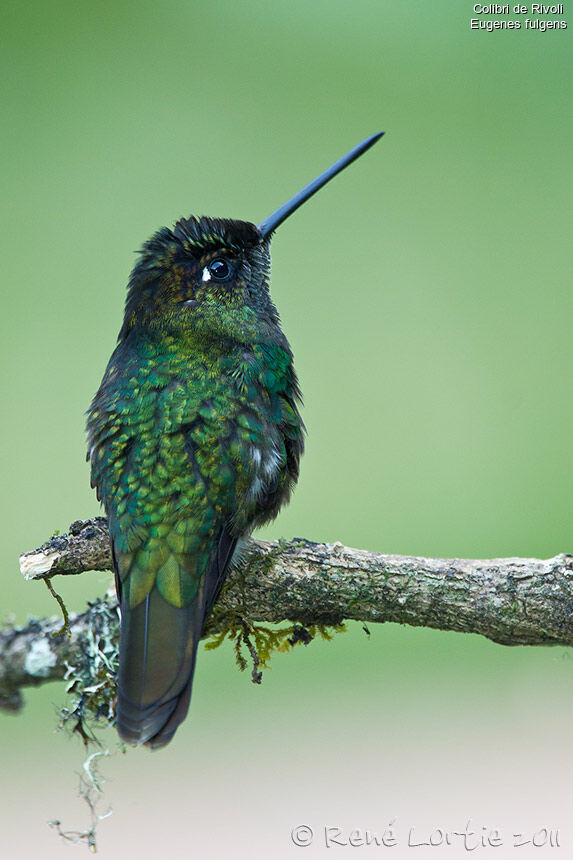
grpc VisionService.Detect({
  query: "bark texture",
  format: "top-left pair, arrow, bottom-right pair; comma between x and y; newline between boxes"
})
3,518 -> 573,713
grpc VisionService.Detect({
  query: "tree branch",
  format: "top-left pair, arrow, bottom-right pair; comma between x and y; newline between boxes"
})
4,518 -> 573,714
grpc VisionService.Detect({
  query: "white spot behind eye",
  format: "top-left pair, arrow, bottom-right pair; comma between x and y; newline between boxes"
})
202,266 -> 211,282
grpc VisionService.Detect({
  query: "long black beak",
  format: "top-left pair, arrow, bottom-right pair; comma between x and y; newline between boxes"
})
257,132 -> 384,240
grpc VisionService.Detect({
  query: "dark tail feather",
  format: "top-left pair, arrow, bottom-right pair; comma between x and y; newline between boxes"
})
145,675 -> 193,749
114,527 -> 238,749
116,585 -> 206,749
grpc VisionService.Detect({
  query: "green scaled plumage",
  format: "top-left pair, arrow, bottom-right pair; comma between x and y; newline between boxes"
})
87,133 -> 383,749
87,216 -> 304,748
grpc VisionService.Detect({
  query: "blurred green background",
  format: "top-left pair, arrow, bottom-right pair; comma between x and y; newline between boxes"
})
2,1 -> 572,857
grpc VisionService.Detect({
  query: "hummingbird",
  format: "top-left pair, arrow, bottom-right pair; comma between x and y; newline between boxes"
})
87,132 -> 384,749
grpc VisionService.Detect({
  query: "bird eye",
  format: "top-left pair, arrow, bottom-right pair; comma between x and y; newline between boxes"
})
208,258 -> 232,281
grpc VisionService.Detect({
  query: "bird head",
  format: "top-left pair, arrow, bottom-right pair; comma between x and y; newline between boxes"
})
118,132 -> 384,346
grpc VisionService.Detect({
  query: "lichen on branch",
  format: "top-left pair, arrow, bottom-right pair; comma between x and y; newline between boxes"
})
3,518 -> 573,719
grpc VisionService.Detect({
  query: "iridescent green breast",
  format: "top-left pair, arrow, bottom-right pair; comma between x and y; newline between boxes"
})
87,332 -> 303,609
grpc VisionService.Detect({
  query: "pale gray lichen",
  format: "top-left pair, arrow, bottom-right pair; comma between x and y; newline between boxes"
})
25,638 -> 57,677
59,599 -> 120,742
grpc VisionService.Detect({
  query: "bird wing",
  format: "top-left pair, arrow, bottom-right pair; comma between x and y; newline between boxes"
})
87,339 -> 302,749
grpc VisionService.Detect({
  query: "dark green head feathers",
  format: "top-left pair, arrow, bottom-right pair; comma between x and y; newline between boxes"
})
119,216 -> 276,342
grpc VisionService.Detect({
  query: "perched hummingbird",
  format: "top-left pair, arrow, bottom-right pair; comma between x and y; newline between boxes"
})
87,132 -> 384,749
